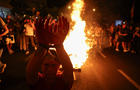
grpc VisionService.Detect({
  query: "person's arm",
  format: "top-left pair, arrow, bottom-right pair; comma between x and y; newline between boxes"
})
134,30 -> 140,37
138,33 -> 140,37
55,44 -> 74,89
26,46 -> 47,85
23,24 -> 26,32
30,21 -> 36,31
118,31 -> 127,36
0,17 -> 9,37
136,33 -> 140,37
54,16 -> 73,89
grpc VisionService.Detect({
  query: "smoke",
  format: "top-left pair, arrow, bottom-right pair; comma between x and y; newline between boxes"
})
83,0 -> 110,51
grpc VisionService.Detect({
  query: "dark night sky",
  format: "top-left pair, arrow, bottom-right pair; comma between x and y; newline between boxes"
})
85,0 -> 140,24
46,0 -> 140,23
0,0 -> 139,23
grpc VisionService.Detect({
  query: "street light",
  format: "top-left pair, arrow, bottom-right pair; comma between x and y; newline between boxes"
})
68,6 -> 71,9
93,8 -> 96,12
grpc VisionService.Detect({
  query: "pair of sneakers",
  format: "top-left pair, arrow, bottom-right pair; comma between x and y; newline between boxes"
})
115,48 -> 129,52
123,49 -> 129,53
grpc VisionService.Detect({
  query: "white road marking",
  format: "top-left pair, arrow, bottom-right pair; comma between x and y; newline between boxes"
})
118,69 -> 140,90
97,49 -> 140,89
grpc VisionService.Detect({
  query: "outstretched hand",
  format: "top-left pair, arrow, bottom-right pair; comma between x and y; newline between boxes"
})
35,16 -> 69,46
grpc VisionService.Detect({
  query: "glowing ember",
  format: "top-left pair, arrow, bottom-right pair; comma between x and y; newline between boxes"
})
64,0 -> 90,68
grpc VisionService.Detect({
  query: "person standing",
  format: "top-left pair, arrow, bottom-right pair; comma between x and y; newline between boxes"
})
0,17 -> 9,73
24,18 -> 37,55
5,15 -> 15,54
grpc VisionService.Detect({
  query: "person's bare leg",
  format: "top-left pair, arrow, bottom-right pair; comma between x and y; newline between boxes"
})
30,36 -> 37,50
122,42 -> 128,52
115,42 -> 120,51
7,44 -> 14,55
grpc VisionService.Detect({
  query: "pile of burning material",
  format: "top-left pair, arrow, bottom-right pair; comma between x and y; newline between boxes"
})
64,0 -> 90,71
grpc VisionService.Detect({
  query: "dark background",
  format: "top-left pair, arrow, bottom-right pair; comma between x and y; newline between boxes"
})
0,0 -> 140,24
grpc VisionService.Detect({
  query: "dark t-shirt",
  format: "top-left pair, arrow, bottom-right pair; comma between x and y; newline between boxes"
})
30,73 -> 69,90
120,28 -> 128,35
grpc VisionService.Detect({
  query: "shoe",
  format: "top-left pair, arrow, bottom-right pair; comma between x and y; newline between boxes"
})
0,64 -> 6,73
115,48 -> 119,52
131,50 -> 136,54
25,51 -> 29,55
9,49 -> 14,55
34,47 -> 37,51
123,49 -> 129,52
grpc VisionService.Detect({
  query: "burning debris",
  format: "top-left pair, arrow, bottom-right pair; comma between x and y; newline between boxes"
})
62,0 -> 109,71
63,0 -> 90,70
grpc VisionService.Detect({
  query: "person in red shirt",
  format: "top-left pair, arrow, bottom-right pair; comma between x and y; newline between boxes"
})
26,16 -> 74,90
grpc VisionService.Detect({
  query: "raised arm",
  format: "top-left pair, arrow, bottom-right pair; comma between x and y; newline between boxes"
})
55,44 -> 74,89
0,17 -> 9,37
54,16 -> 73,88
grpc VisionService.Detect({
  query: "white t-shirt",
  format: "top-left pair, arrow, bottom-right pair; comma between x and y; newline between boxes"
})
24,23 -> 34,36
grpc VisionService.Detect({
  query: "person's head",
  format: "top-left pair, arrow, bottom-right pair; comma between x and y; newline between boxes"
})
41,52 -> 60,78
32,8 -> 36,13
6,15 -> 12,23
24,17 -> 32,24
122,24 -> 126,29
36,11 -> 40,17
6,15 -> 11,19
122,20 -> 127,28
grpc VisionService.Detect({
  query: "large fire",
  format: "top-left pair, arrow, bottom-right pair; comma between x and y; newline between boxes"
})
64,0 -> 90,68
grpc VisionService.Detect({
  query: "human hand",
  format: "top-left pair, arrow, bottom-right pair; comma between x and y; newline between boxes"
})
35,16 -> 69,46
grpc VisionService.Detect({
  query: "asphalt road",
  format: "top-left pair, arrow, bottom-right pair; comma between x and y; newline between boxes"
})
0,47 -> 140,90
72,48 -> 140,90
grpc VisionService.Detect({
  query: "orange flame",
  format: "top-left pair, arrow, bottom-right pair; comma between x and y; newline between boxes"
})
64,0 -> 90,68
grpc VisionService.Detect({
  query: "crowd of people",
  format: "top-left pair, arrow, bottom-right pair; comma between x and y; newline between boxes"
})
0,14 -> 38,73
0,9 -> 74,90
109,21 -> 140,53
